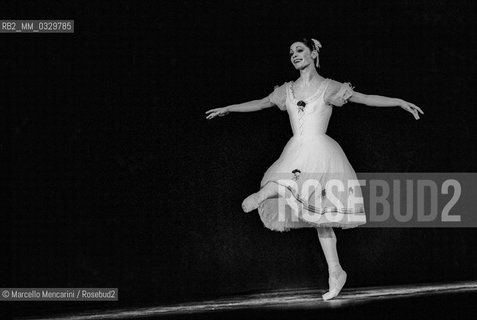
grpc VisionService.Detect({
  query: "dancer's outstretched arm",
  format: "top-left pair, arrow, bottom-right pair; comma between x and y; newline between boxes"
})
205,96 -> 274,120
350,92 -> 424,120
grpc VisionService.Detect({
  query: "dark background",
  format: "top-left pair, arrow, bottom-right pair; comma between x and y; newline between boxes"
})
2,0 -> 477,317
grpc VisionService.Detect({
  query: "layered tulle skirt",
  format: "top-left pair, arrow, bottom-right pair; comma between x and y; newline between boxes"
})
258,134 -> 366,231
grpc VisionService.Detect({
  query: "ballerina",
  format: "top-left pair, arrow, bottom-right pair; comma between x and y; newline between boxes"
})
205,37 -> 423,301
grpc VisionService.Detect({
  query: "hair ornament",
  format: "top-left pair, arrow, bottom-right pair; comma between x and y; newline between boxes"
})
311,38 -> 322,68
311,38 -> 322,52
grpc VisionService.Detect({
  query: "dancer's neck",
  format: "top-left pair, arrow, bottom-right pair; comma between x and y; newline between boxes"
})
298,67 -> 323,86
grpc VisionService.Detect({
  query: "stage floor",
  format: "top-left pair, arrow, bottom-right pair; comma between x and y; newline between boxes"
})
17,281 -> 477,319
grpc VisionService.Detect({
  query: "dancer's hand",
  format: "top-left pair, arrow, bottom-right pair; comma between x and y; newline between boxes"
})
205,107 -> 230,120
400,100 -> 424,120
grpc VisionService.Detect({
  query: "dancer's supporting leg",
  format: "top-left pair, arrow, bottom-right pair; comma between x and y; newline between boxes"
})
317,227 -> 347,301
242,182 -> 279,212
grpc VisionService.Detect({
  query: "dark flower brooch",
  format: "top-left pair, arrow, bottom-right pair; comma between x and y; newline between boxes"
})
292,169 -> 301,181
297,100 -> 307,111
297,100 -> 306,112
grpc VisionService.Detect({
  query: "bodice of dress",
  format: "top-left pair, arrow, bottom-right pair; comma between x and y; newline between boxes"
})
286,79 -> 332,137
268,78 -> 355,139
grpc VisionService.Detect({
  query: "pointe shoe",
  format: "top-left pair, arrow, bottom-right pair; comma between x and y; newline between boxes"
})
241,192 -> 263,213
322,269 -> 347,301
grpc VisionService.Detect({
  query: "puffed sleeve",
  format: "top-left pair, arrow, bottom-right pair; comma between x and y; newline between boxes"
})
268,82 -> 288,111
324,79 -> 355,107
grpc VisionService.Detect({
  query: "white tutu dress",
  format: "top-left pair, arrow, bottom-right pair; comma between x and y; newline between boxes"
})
258,78 -> 367,231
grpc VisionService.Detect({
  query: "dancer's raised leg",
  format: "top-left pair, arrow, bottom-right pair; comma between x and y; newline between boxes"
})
241,182 -> 279,213
317,227 -> 347,301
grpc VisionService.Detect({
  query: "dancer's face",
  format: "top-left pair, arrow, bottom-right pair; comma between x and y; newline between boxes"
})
289,42 -> 316,70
